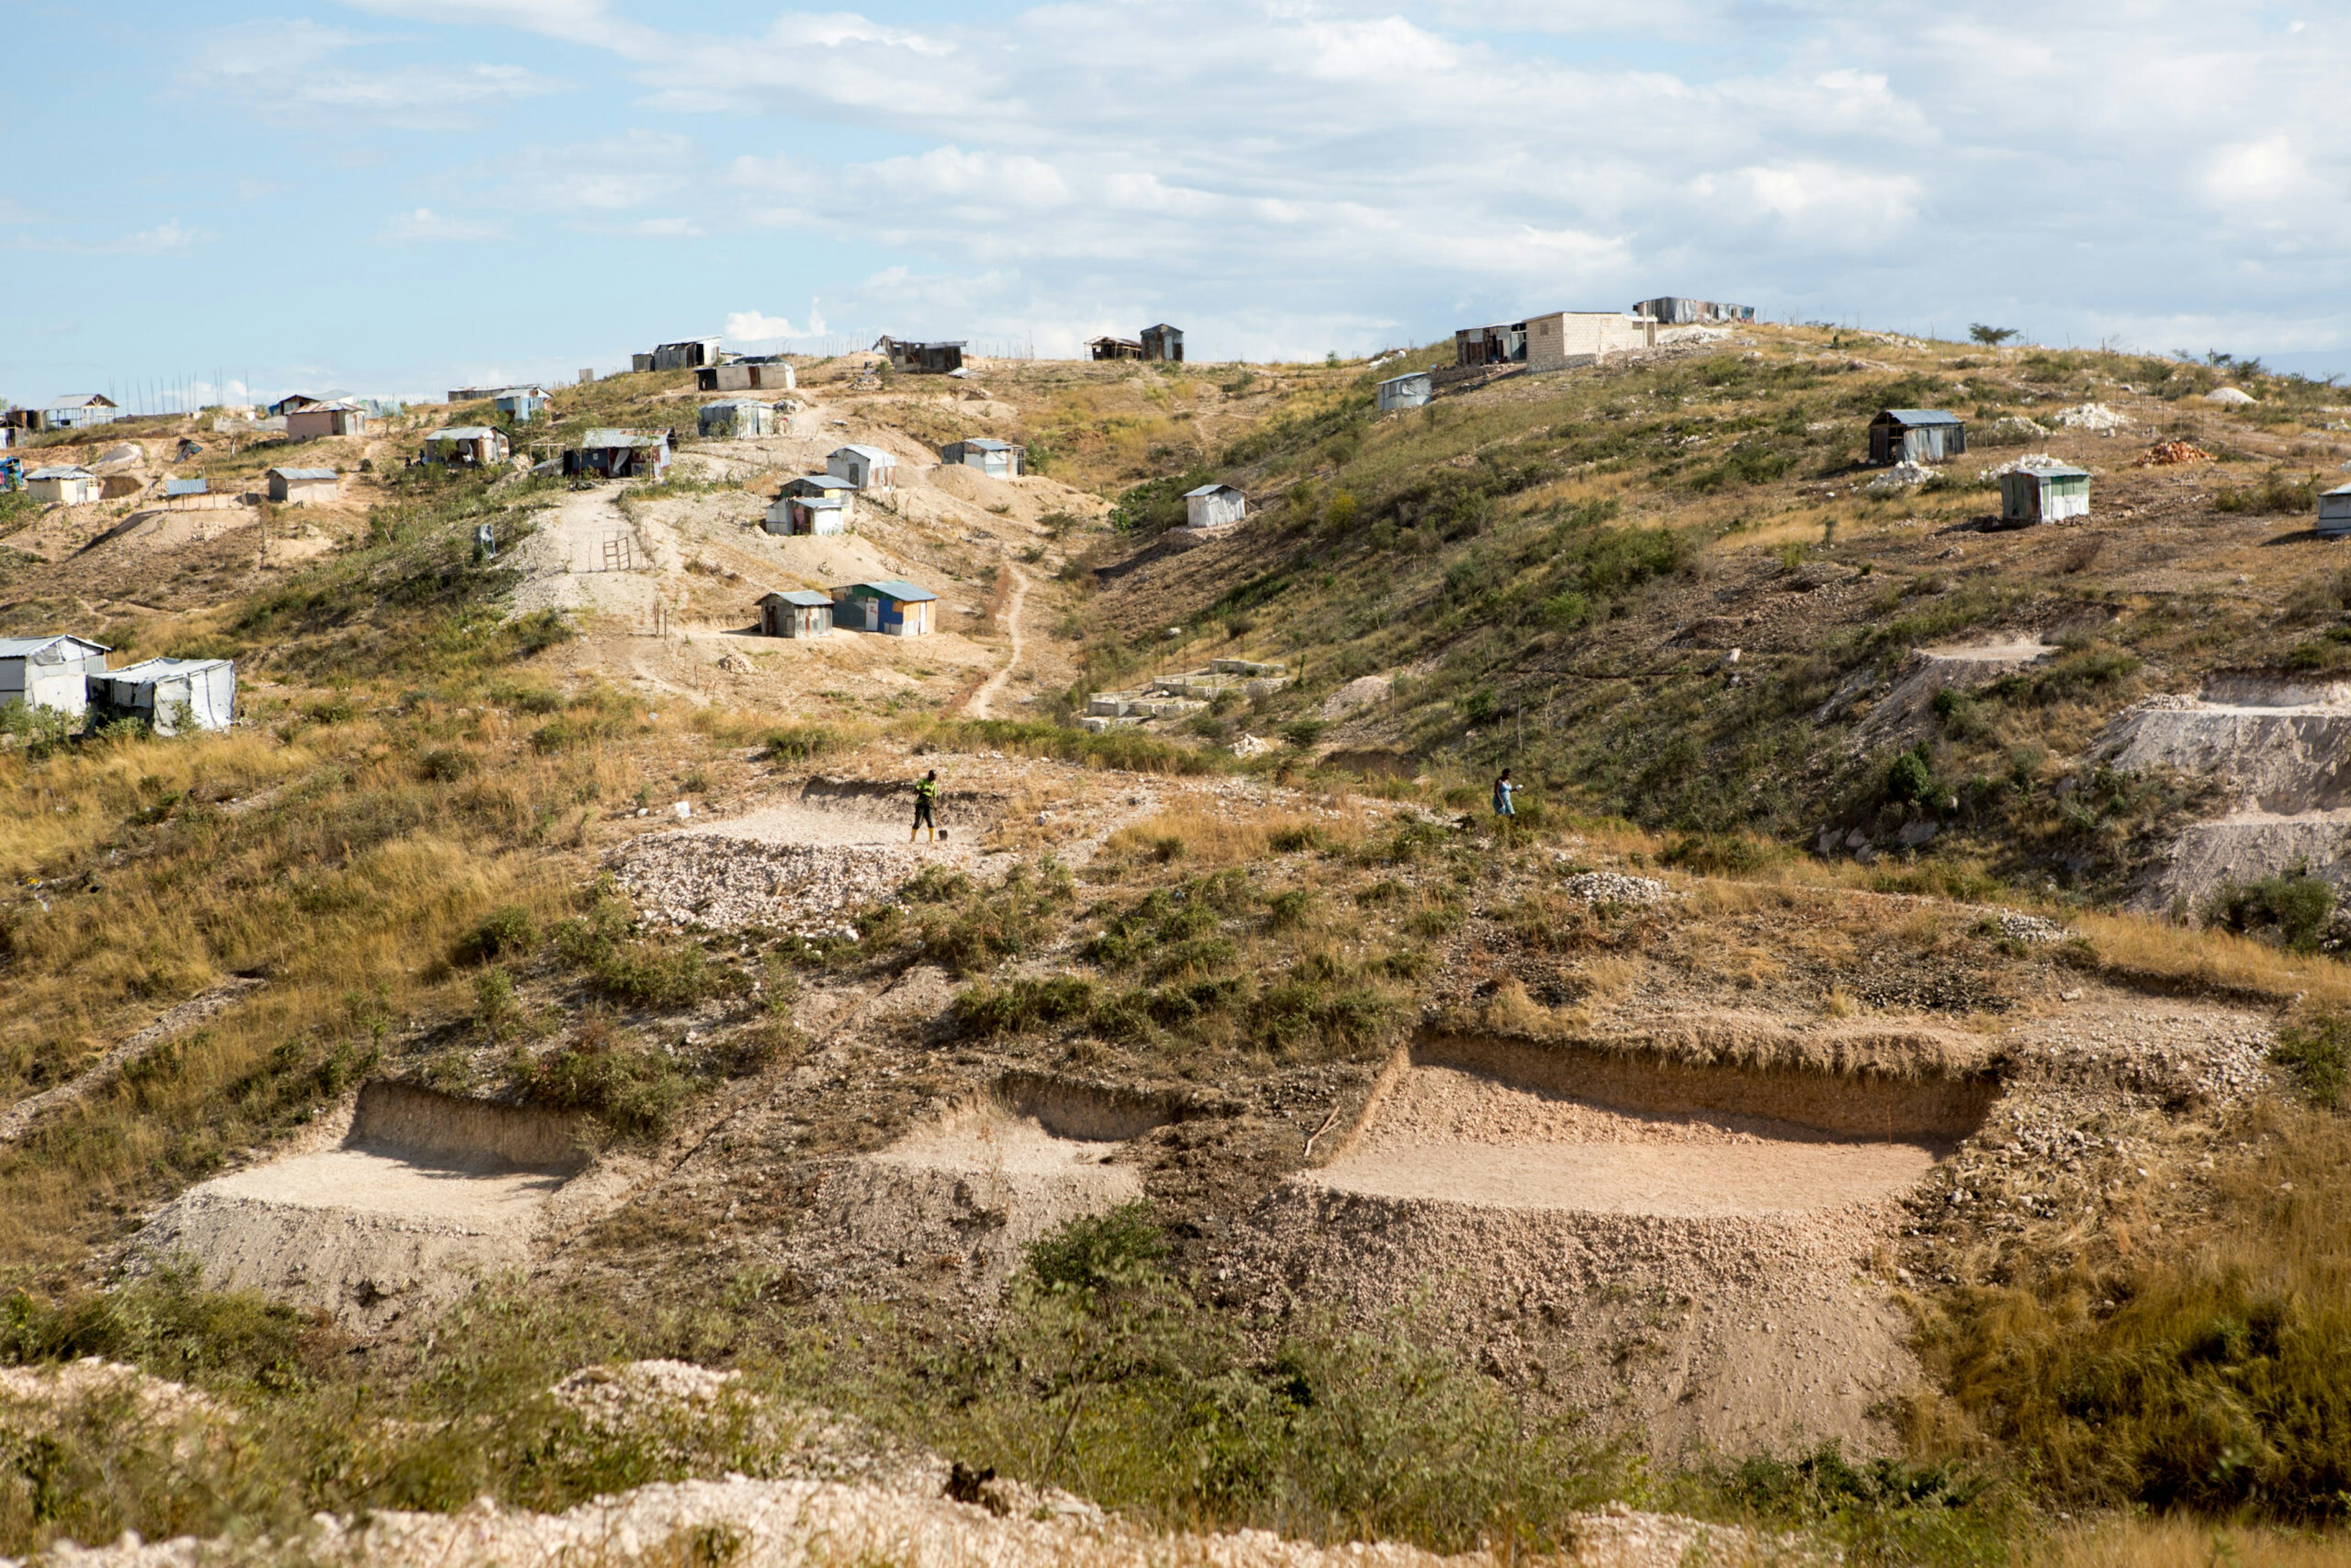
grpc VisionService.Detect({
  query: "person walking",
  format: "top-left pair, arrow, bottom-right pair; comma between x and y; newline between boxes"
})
1492,768 -> 1517,818
911,768 -> 940,843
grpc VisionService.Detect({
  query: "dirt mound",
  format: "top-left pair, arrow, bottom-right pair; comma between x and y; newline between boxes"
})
1854,641 -> 2052,748
136,1081 -> 610,1333
1232,1033 -> 1996,1454
806,1080 -> 1186,1296
2101,683 -> 2351,814
2134,440 -> 2213,467
2132,809 -> 2351,915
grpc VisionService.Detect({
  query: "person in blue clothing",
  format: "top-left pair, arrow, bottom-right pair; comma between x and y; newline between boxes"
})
1492,768 -> 1517,817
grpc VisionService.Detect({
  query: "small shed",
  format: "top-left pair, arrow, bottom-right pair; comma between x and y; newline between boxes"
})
268,394 -> 320,418
91,656 -> 236,734
162,476 -> 210,508
1140,324 -> 1183,362
633,337 -> 722,373
696,361 -> 795,392
1090,336 -> 1143,361
1999,464 -> 2091,525
1184,482 -> 1247,529
940,438 -> 1024,478
422,427 -> 511,466
781,474 -> 858,505
287,402 -> 367,439
564,429 -> 670,481
2319,484 -> 2351,538
493,389 -> 547,422
874,337 -> 966,374
698,399 -> 776,438
827,444 -> 896,493
759,589 -> 833,638
43,394 -> 120,429
26,466 -> 101,505
1377,371 -> 1433,411
266,467 -> 337,505
0,634 -> 110,716
1869,409 -> 1967,466
763,494 -> 847,536
1632,296 -> 1755,325
833,580 -> 937,637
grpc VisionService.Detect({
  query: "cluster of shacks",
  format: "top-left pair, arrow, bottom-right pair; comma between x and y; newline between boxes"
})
0,634 -> 234,733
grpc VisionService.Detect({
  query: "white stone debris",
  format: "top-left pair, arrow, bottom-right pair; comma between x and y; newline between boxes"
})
1561,872 -> 1671,906
1865,462 -> 1936,492
612,834 -> 948,937
1984,910 -> 2065,943
2051,402 -> 2130,433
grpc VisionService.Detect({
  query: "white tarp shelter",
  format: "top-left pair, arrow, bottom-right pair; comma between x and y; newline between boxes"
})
90,657 -> 236,733
0,634 -> 110,716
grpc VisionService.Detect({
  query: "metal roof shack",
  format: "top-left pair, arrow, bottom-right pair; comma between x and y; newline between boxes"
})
1090,336 -> 1143,361
874,337 -> 966,374
564,429 -> 671,481
26,465 -> 101,505
423,427 -> 511,466
2320,484 -> 2351,538
699,399 -> 776,438
763,493 -> 847,536
494,389 -> 547,422
697,361 -> 795,392
832,579 -> 937,637
781,474 -> 858,501
1454,321 -> 1526,369
266,467 -> 337,504
1870,409 -> 1967,466
632,337 -> 722,373
940,438 -> 1024,478
758,588 -> 833,638
42,394 -> 119,429
287,401 -> 367,439
1633,296 -> 1755,325
1184,482 -> 1247,529
269,394 -> 321,418
827,444 -> 896,493
91,656 -> 236,734
1999,464 -> 2091,526
1140,324 -> 1183,363
0,633 -> 110,718
1377,370 -> 1433,411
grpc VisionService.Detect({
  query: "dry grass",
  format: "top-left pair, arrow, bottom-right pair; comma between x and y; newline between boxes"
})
2069,907 -> 2351,1008
2039,1517 -> 2351,1568
1100,805 -> 1367,870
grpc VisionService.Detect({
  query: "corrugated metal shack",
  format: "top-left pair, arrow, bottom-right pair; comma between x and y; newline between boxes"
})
0,634 -> 110,716
287,401 -> 367,439
162,477 -> 210,508
92,656 -> 236,733
266,467 -> 337,504
833,580 -> 937,636
269,394 -> 320,418
874,337 -> 966,374
1185,482 -> 1247,528
422,427 -> 511,466
1633,296 -> 1755,325
26,465 -> 101,505
759,589 -> 833,637
827,444 -> 896,492
2320,484 -> 2351,538
697,399 -> 776,439
2000,465 -> 2090,525
696,359 -> 796,392
1090,337 -> 1143,361
1377,371 -> 1433,411
494,388 -> 547,422
940,438 -> 1024,478
41,394 -> 119,430
1455,321 -> 1527,368
763,494 -> 847,536
1141,324 -> 1183,362
1869,409 -> 1967,465
564,429 -> 671,481
632,337 -> 722,373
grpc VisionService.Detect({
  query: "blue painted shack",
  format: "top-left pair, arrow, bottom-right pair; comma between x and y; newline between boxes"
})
832,579 -> 937,637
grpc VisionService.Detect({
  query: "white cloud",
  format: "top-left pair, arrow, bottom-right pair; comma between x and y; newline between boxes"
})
724,304 -> 828,343
2203,136 -> 2320,208
380,206 -> 506,241
191,19 -> 560,130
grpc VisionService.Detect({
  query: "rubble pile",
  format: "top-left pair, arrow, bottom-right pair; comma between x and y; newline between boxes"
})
1561,871 -> 1671,906
1984,910 -> 2066,943
612,833 -> 954,936
2132,440 -> 2214,467
2052,402 -> 2131,432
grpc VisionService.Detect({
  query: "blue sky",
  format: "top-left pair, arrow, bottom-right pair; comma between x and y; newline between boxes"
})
6,0 -> 2348,408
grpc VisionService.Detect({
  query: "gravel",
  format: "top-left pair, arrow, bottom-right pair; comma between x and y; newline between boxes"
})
612,833 -> 965,939
1984,910 -> 2065,943
1560,872 -> 1671,906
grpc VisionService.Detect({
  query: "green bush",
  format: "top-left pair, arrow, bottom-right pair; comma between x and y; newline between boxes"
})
2210,873 -> 2336,953
517,1032 -> 688,1137
2273,1011 -> 2351,1108
455,906 -> 538,964
2215,470 -> 2323,515
1883,745 -> 1937,805
763,724 -> 841,762
954,976 -> 1100,1037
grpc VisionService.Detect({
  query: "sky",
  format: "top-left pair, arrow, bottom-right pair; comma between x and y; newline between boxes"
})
5,0 -> 2349,408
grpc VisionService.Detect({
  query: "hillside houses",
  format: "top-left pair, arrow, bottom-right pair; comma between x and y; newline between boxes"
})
1185,483 -> 1247,528
422,427 -> 510,466
874,337 -> 965,374
25,466 -> 100,505
697,360 -> 795,392
698,400 -> 776,438
940,438 -> 1023,478
266,467 -> 337,504
1869,409 -> 1967,465
564,429 -> 670,481
633,337 -> 721,373
832,580 -> 936,636
1090,324 -> 1183,362
1454,311 -> 1655,372
1634,296 -> 1755,324
287,400 -> 367,439
827,445 -> 896,493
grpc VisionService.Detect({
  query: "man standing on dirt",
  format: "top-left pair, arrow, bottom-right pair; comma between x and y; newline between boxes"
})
912,768 -> 939,843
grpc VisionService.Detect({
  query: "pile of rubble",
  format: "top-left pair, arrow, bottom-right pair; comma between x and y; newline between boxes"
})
1981,910 -> 2066,943
1561,872 -> 1671,906
1977,452 -> 2077,481
2052,402 -> 2131,433
2132,440 -> 2214,467
612,833 -> 951,937
1865,461 -> 1937,492
1083,659 -> 1288,733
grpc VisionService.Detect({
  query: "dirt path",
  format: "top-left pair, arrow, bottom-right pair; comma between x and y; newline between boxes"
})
963,565 -> 1029,719
1,977 -> 263,1146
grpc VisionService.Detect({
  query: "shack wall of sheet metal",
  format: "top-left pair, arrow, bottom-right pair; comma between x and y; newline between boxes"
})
1377,372 -> 1433,411
2319,488 -> 2351,538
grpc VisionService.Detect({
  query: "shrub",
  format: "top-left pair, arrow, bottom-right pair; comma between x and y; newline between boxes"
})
417,746 -> 477,782
587,938 -> 746,1008
455,906 -> 538,964
2210,873 -> 2336,953
954,976 -> 1100,1038
516,1031 -> 688,1137
1884,745 -> 1937,805
2215,470 -> 2323,515
1021,1201 -> 1168,1302
2273,1011 -> 2351,1108
763,724 -> 840,762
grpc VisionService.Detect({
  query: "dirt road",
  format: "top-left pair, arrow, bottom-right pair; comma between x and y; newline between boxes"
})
963,565 -> 1030,719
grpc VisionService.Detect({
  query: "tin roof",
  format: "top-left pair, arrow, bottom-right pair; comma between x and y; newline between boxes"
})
0,634 -> 110,659
833,444 -> 896,464
700,399 -> 765,410
792,495 -> 846,509
580,429 -> 667,448
163,478 -> 209,497
46,394 -> 115,410
1877,408 -> 1965,426
2326,484 -> 2351,497
787,473 -> 857,490
958,438 -> 1018,451
26,465 -> 93,481
427,427 -> 498,441
1378,370 -> 1431,386
1185,482 -> 1243,498
100,656 -> 233,683
761,589 -> 834,607
2014,463 -> 2090,479
267,467 -> 337,481
847,580 -> 938,603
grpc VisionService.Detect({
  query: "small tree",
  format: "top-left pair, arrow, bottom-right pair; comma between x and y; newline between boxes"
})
1968,324 -> 2018,346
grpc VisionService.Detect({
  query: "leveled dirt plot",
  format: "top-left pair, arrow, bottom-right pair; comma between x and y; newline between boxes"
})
138,1081 -> 612,1334
1235,1034 -> 1995,1457
805,1079 -> 1183,1296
